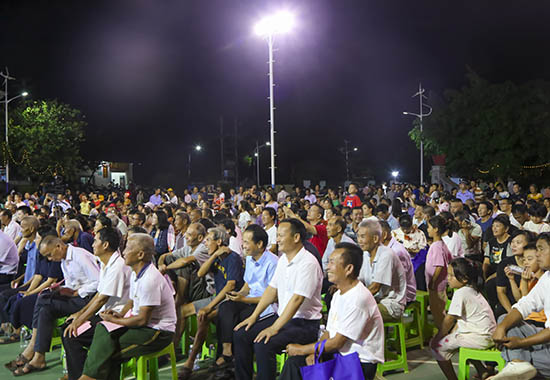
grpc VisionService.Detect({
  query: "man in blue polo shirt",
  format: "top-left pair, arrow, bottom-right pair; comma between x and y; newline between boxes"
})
456,181 -> 475,204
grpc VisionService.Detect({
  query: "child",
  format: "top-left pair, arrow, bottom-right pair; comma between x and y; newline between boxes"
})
519,243 -> 547,327
523,205 -> 550,235
426,215 -> 454,329
431,258 -> 497,380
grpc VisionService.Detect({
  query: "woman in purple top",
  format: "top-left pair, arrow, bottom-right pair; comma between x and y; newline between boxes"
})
426,215 -> 453,329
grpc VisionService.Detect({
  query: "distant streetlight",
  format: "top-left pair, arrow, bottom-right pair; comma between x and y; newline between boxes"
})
254,140 -> 271,187
188,144 -> 202,179
403,83 -> 432,185
391,171 -> 399,181
254,11 -> 295,188
340,140 -> 359,182
1,67 -> 28,192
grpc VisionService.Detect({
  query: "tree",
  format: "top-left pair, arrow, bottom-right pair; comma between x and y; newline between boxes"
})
408,70 -> 550,178
3,99 -> 91,181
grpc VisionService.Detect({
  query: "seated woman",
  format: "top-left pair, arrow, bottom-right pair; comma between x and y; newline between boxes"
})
280,242 -> 384,380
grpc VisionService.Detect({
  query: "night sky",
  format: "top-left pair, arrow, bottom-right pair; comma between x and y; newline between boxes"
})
2,0 -> 549,188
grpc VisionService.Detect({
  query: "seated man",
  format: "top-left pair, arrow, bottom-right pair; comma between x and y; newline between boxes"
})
490,233 -> 550,380
234,218 -> 322,380
157,222 -> 214,346
62,227 -> 132,380
379,220 -> 416,304
357,220 -> 407,322
79,233 -> 176,380
0,229 -> 19,285
60,220 -> 94,253
280,242 -> 384,380
179,226 -> 244,379
8,235 -> 100,375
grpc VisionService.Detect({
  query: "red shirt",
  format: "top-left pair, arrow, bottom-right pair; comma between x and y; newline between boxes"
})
309,224 -> 328,257
343,194 -> 362,208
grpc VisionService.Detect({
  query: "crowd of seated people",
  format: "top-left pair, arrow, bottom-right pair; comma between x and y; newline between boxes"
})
0,179 -> 548,380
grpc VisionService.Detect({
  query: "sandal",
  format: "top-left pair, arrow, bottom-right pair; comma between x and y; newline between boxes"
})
214,355 -> 234,367
12,363 -> 48,376
0,334 -> 19,344
4,354 -> 29,371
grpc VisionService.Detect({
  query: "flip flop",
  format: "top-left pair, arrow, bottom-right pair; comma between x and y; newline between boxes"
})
4,354 -> 29,371
214,355 -> 234,368
12,363 -> 48,376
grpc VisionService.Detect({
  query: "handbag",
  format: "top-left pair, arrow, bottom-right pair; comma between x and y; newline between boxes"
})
300,340 -> 365,380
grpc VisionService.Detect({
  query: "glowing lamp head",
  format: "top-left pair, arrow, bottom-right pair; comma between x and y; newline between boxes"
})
266,141 -> 271,146
255,11 -> 295,37
353,147 -> 358,152
195,145 -> 202,152
391,171 -> 399,178
22,92 -> 29,97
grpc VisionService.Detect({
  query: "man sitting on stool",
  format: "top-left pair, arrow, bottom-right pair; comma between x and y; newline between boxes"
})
280,242 -> 384,380
79,233 -> 176,380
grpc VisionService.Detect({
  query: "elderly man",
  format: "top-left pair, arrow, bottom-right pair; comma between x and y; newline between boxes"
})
61,220 -> 94,253
0,229 -> 19,285
78,233 -> 176,380
357,220 -> 407,322
0,209 -> 21,242
179,226 -> 244,379
8,235 -> 99,375
157,222 -> 214,347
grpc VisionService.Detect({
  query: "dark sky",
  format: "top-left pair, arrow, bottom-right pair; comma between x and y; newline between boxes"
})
2,0 -> 550,188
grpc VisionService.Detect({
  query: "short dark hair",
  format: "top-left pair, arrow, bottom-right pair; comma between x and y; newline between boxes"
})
493,214 -> 511,229
131,211 -> 146,224
523,242 -> 537,252
244,224 -> 268,249
280,218 -> 307,242
376,204 -> 389,214
352,206 -> 363,213
1,209 -> 12,218
334,242 -> 363,279
97,214 -> 112,228
17,205 -> 32,215
512,204 -> 528,215
528,204 -> 547,218
96,227 -> 121,252
398,214 -> 412,229
262,207 -> 277,221
332,216 -> 347,233
478,201 -> 493,212
128,226 -> 147,234
422,205 -> 436,218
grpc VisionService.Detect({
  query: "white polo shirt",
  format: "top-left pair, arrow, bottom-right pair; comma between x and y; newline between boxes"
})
97,251 -> 132,313
269,247 -> 322,320
358,245 -> 407,318
61,245 -> 100,298
4,219 -> 21,243
327,281 -> 384,363
130,263 -> 177,332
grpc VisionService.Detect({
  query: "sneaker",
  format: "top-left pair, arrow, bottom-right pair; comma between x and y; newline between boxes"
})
490,361 -> 537,380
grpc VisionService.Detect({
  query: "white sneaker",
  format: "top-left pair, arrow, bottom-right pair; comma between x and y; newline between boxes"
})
490,361 -> 537,380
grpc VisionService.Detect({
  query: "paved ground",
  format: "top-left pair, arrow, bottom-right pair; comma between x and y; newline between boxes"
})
0,340 -> 468,379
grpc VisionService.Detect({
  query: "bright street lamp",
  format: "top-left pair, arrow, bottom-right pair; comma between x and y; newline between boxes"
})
254,11 -> 295,188
403,83 -> 432,185
188,144 -> 203,179
340,140 -> 358,182
391,171 -> 399,181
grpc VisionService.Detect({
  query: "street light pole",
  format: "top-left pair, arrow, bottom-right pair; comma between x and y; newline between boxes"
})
341,140 -> 358,183
256,140 -> 260,187
267,34 -> 276,188
187,145 -> 202,180
1,68 -> 28,193
403,83 -> 432,185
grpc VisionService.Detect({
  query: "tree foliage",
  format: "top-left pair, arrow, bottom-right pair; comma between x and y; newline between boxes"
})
4,99 -> 90,181
408,70 -> 550,178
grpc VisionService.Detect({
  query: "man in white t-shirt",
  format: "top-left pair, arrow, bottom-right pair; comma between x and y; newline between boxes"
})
262,207 -> 278,253
357,220 -> 407,322
234,218 -> 322,380
280,242 -> 384,380
80,234 -> 176,380
62,227 -> 131,380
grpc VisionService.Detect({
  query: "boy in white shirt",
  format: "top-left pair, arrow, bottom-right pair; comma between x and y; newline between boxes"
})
281,242 -> 384,380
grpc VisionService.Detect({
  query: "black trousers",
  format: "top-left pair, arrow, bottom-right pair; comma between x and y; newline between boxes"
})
234,317 -> 319,380
32,292 -> 92,353
280,354 -> 377,380
0,285 -> 28,323
0,273 -> 14,285
217,301 -> 256,344
62,315 -> 102,380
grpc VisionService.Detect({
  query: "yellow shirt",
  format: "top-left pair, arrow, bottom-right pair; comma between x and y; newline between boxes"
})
80,201 -> 91,216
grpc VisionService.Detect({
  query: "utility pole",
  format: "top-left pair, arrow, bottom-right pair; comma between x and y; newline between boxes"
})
1,68 -> 15,193
403,83 -> 432,185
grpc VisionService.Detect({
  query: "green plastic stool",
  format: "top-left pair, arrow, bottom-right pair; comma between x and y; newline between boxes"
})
403,301 -> 423,349
50,317 -> 67,350
458,347 -> 505,380
121,342 -> 177,380
415,290 -> 435,342
377,320 -> 409,376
